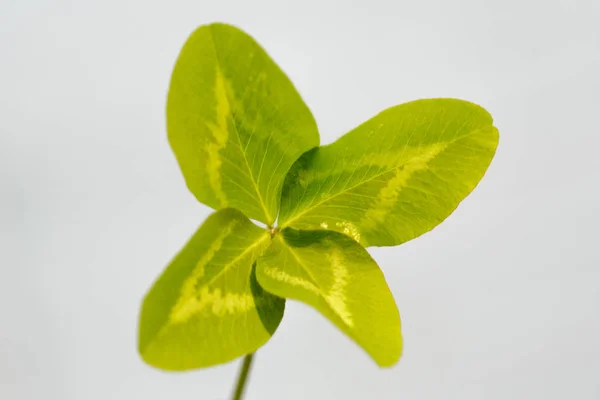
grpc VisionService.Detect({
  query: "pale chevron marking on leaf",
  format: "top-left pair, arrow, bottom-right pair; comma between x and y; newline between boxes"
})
205,69 -> 230,207
279,240 -> 354,327
169,218 -> 238,323
283,143 -> 449,227
169,228 -> 269,324
262,266 -> 320,294
325,248 -> 353,327
360,142 -> 447,229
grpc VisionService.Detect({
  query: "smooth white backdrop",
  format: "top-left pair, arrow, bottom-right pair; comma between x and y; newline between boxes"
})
1,0 -> 599,399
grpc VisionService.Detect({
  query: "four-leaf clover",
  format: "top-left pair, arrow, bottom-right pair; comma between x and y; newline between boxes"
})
138,23 -> 499,371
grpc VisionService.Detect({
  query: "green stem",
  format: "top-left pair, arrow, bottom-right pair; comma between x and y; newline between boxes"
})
231,353 -> 255,400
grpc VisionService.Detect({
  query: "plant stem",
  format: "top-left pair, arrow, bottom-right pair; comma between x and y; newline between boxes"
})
231,353 -> 255,400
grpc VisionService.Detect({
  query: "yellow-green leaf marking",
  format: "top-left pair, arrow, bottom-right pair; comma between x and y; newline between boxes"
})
138,209 -> 284,371
278,99 -> 499,246
167,23 -> 319,225
256,229 -> 402,366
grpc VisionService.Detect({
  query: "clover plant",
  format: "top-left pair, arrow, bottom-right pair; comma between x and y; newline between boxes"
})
137,22 -> 499,399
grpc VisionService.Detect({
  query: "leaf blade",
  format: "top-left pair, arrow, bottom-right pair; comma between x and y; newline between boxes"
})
138,209 -> 284,371
167,23 -> 319,224
256,228 -> 402,366
278,99 -> 498,246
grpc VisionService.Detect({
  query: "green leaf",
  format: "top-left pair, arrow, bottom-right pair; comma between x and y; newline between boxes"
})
167,23 -> 319,225
138,209 -> 284,371
256,228 -> 402,366
278,99 -> 499,246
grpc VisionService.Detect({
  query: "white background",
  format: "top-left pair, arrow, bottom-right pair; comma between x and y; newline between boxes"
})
1,0 -> 599,399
